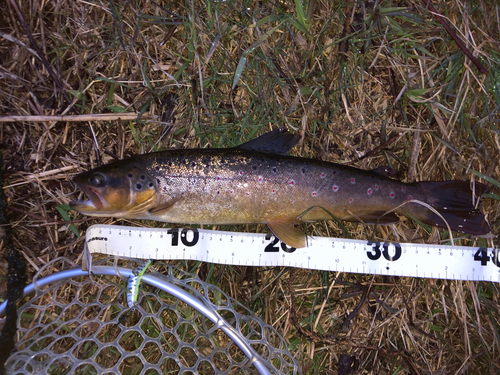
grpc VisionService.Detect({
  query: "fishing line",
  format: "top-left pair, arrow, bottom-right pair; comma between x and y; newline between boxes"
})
377,199 -> 455,245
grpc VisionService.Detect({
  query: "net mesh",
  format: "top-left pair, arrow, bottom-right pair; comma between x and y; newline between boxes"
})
5,260 -> 300,374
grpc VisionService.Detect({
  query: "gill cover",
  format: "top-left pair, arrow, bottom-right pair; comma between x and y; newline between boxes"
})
70,163 -> 157,217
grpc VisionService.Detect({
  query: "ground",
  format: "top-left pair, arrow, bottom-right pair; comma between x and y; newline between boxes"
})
1,0 -> 500,373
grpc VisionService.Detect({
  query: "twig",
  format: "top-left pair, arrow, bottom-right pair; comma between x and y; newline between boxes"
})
288,269 -> 340,345
342,134 -> 401,165
392,281 -> 439,342
8,206 -> 94,226
421,0 -> 488,75
8,0 -> 105,165
8,0 -> 74,104
0,113 -> 157,123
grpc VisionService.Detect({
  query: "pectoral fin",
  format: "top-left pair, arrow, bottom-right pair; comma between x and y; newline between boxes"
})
266,217 -> 306,248
148,198 -> 180,215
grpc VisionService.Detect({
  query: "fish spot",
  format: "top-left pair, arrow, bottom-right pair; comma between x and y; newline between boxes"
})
230,189 -> 234,194
272,167 -> 277,174
192,162 -> 196,167
272,189 -> 276,193
127,173 -> 133,178
156,178 -> 160,184
301,168 -> 306,175
407,195 -> 412,200
136,183 -> 142,190
258,176 -> 263,182
291,199 -> 296,203
216,176 -> 221,181
311,191 -> 318,197
401,186 -> 406,192
349,198 -> 353,203
351,178 -> 355,184
333,185 -> 339,192
367,188 -> 372,195
217,191 -> 220,195
390,192 -> 395,198
239,170 -> 244,176
148,182 -> 154,188
289,180 -> 295,186
262,200 -> 265,204
320,173 -> 326,179
169,162 -> 174,167
246,192 -> 251,196
374,185 -> 379,190
140,175 -> 146,180
252,165 -> 258,171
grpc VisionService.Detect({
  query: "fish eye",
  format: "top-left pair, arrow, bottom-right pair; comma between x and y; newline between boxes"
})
90,174 -> 104,187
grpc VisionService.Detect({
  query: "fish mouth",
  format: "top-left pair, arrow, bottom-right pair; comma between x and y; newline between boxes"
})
69,185 -> 104,212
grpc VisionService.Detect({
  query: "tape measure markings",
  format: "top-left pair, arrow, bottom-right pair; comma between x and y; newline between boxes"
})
85,224 -> 499,282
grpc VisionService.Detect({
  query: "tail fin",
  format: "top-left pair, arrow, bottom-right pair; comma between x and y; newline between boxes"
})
403,181 -> 490,235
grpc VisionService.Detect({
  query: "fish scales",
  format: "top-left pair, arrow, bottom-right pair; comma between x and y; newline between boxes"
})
145,149 -> 413,224
70,129 -> 490,248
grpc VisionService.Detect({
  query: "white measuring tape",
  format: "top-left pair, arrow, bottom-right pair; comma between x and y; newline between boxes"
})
85,224 -> 499,282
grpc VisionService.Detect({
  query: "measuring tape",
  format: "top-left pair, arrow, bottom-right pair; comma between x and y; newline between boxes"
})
85,224 -> 499,282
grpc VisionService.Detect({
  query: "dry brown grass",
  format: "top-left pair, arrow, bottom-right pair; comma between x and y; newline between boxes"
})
1,0 -> 500,373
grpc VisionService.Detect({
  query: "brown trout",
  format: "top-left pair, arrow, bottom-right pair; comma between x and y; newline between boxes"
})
70,129 -> 490,248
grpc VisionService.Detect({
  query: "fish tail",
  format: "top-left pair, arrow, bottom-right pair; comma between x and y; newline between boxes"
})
403,181 -> 490,235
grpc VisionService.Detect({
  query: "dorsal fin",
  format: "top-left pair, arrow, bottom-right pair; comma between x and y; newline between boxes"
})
237,128 -> 299,155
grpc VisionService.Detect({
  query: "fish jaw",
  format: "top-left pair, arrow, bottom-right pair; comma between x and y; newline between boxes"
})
70,166 -> 159,218
69,175 -> 125,216
70,183 -> 104,212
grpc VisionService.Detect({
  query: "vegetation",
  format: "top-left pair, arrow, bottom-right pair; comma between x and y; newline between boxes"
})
0,0 -> 499,373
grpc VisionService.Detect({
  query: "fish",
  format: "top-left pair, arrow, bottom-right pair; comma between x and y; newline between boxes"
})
70,128 -> 490,248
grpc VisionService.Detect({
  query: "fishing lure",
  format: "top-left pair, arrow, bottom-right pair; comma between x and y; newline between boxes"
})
127,260 -> 153,309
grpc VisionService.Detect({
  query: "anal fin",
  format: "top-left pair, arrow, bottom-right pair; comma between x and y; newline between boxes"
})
266,217 -> 306,248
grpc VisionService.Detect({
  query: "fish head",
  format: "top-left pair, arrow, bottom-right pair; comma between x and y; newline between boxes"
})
70,162 -> 157,217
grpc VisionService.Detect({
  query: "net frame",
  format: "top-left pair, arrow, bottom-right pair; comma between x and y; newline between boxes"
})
0,261 -> 301,375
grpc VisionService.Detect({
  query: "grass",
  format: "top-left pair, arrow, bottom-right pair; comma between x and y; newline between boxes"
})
1,0 -> 500,373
